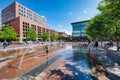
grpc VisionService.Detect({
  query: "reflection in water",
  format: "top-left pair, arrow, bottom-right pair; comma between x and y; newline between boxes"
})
45,57 -> 49,66
19,44 -> 97,80
72,46 -> 87,61
70,45 -> 97,80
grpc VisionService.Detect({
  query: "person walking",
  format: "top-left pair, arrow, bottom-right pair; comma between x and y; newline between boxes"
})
46,45 -> 49,55
2,40 -> 8,49
88,40 -> 90,45
94,41 -> 98,50
88,40 -> 94,57
109,40 -> 113,47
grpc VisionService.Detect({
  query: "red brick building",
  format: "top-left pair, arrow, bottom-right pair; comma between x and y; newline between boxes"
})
2,1 -> 50,41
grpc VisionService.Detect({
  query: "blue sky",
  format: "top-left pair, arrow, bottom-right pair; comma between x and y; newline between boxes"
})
0,0 -> 100,35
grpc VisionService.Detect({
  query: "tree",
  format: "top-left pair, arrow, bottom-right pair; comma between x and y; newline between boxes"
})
86,15 -> 104,39
50,34 -> 57,41
0,24 -> 2,30
26,27 -> 37,41
86,14 -> 111,45
3,26 -> 19,41
58,35 -> 65,41
98,0 -> 120,51
41,32 -> 49,41
86,0 -> 120,50
0,30 -> 3,40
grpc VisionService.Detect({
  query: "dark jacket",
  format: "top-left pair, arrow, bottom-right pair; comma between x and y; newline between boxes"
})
94,41 -> 98,47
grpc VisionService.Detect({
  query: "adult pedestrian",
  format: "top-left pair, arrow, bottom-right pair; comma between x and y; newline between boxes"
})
94,41 -> 98,50
88,40 -> 94,57
2,40 -> 8,49
109,40 -> 113,47
88,40 -> 90,45
46,45 -> 49,55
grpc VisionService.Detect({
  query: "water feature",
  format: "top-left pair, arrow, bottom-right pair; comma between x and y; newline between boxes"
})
63,45 -> 97,80
18,44 -> 97,80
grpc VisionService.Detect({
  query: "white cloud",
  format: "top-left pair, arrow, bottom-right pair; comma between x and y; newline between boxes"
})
41,15 -> 46,21
68,12 -> 73,16
64,30 -> 72,35
57,24 -> 72,35
83,8 -> 89,14
83,10 -> 87,14
60,29 -> 72,35
57,24 -> 62,28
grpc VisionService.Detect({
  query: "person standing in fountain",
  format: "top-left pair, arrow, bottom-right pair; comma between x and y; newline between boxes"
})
46,45 -> 49,55
88,40 -> 94,57
94,40 -> 98,50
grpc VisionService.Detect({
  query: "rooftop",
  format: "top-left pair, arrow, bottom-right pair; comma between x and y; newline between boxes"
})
71,20 -> 90,25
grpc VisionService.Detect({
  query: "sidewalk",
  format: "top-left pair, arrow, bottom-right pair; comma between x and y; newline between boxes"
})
92,46 -> 120,80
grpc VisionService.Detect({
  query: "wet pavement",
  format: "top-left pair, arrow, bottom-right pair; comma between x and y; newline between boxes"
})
0,43 -> 65,79
0,43 -> 119,80
33,44 -> 98,80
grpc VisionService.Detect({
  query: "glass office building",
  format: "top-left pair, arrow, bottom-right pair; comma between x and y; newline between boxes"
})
71,20 -> 89,40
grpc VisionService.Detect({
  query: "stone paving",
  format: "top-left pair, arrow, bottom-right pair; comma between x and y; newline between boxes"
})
92,47 -> 120,80
34,55 -> 66,80
0,42 -> 120,80
0,43 -> 65,79
34,44 -> 120,80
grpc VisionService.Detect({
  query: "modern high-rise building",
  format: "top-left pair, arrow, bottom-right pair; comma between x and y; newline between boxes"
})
1,1 -> 50,41
71,20 -> 90,41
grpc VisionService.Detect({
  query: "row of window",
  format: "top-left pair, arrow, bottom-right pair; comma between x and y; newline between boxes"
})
2,16 -> 15,23
2,3 -> 15,13
23,22 -> 30,37
72,32 -> 86,37
22,22 -> 49,37
72,23 -> 87,32
18,4 -> 45,24
2,9 -> 15,22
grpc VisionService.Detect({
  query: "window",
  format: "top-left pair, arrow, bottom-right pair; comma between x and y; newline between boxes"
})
19,5 -> 21,8
18,12 -> 21,15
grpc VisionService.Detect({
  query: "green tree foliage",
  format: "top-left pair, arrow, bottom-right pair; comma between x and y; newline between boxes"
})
86,14 -> 110,40
0,24 -> 2,30
86,0 -> 120,50
2,26 -> 19,41
0,30 -> 3,40
98,0 -> 120,50
41,32 -> 49,41
50,34 -> 57,41
98,0 -> 120,37
26,27 -> 37,41
58,35 -> 65,41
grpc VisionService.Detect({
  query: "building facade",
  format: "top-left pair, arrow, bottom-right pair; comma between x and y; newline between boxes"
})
58,32 -> 68,37
1,1 -> 50,41
71,20 -> 89,41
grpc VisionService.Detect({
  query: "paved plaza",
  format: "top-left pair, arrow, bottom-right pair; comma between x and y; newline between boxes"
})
0,42 -> 120,80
